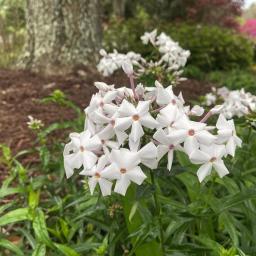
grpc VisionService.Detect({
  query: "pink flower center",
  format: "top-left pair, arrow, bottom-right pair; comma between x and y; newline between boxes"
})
95,172 -> 101,178
132,114 -> 140,121
188,129 -> 195,136
110,119 -> 115,126
169,144 -> 174,150
120,168 -> 127,174
210,157 -> 217,162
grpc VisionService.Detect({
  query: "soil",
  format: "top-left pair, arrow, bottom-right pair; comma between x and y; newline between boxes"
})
0,67 -> 214,180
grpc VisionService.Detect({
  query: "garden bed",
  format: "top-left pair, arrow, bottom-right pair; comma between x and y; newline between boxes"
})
0,67 -> 214,180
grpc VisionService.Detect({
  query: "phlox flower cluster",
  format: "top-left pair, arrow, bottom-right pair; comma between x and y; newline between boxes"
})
63,66 -> 241,197
97,30 -> 190,80
204,87 -> 256,119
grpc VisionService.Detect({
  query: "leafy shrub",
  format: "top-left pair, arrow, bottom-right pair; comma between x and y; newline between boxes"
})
207,69 -> 256,92
104,19 -> 255,71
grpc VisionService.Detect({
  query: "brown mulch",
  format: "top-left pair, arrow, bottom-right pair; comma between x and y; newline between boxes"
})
0,67 -> 214,179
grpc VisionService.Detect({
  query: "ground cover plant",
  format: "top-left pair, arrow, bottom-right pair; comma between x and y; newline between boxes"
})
1,28 -> 256,256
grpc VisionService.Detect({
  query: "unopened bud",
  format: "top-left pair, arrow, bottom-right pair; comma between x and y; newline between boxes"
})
99,49 -> 107,56
210,105 -> 224,115
122,61 -> 133,76
191,105 -> 204,116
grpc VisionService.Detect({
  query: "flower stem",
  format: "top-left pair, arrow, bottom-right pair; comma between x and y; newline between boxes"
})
129,75 -> 138,100
150,170 -> 165,255
200,111 -> 212,123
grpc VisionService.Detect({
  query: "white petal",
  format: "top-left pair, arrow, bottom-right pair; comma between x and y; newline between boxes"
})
153,129 -> 168,145
167,129 -> 187,144
115,117 -> 133,131
196,130 -> 216,145
114,176 -> 131,196
140,114 -> 158,129
141,158 -> 158,169
130,121 -> 144,141
99,178 -> 112,196
129,137 -> 141,151
92,111 -> 110,124
126,166 -> 147,185
64,161 -> 75,179
213,160 -> 229,178
64,152 -> 83,170
98,125 -> 115,140
136,101 -> 150,116
101,163 -> 120,180
115,130 -> 128,145
88,177 -> 98,195
139,142 -> 157,159
97,155 -> 109,171
82,152 -> 98,169
156,87 -> 171,105
103,104 -> 118,115
103,91 -> 117,103
167,150 -> 174,171
189,150 -> 210,164
118,99 -> 137,116
226,138 -> 236,157
197,163 -> 212,182
85,135 -> 101,151
69,132 -> 81,148
184,136 -> 199,155
216,114 -> 230,130
157,145 -> 169,161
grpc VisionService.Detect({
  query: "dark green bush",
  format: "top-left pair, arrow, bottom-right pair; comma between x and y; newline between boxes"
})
207,69 -> 256,92
104,19 -> 255,71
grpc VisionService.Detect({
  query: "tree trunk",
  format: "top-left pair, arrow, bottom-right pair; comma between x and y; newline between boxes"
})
113,0 -> 126,18
19,0 -> 102,75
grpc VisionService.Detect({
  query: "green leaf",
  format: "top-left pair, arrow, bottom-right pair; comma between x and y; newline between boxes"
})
32,243 -> 46,256
0,239 -> 24,256
54,243 -> 80,256
0,208 -> 30,226
33,209 -> 53,248
0,187 -> 25,198
129,201 -> 139,223
29,190 -> 40,209
123,185 -> 163,256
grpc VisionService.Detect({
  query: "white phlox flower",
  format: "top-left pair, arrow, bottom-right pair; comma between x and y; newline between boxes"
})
172,115 -> 216,154
63,131 -> 101,178
204,86 -> 256,118
101,148 -> 147,196
97,30 -> 190,78
115,100 -> 158,142
216,114 -> 242,156
190,144 -> 229,182
80,156 -> 113,196
141,29 -> 157,45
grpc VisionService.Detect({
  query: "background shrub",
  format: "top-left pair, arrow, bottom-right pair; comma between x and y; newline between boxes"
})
104,19 -> 255,72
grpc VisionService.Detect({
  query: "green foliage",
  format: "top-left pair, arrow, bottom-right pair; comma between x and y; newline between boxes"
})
206,69 -> 256,92
104,19 -> 255,71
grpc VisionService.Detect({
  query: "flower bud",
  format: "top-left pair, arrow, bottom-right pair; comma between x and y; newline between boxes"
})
210,105 -> 224,115
191,105 -> 204,116
122,61 -> 133,76
99,49 -> 107,56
